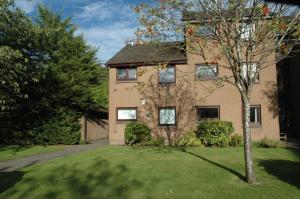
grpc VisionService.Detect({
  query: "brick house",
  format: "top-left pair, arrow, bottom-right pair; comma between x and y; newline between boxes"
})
105,21 -> 280,145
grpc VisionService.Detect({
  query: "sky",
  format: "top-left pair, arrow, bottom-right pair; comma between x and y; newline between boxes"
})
15,0 -> 150,63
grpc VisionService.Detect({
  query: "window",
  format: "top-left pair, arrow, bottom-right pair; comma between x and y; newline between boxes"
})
196,25 -> 215,37
117,67 -> 137,81
117,108 -> 137,121
242,63 -> 259,82
196,64 -> 218,80
159,66 -> 175,85
197,106 -> 220,120
241,23 -> 255,40
159,107 -> 176,125
250,105 -> 261,127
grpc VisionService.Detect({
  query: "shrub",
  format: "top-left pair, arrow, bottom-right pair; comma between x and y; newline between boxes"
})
148,137 -> 165,147
230,134 -> 243,147
176,130 -> 202,147
196,121 -> 234,147
125,122 -> 151,145
29,109 -> 81,145
253,137 -> 286,148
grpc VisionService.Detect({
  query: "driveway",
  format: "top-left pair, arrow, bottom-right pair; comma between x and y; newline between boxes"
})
0,139 -> 108,172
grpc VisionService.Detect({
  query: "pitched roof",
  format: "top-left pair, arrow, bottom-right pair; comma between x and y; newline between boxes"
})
105,42 -> 187,67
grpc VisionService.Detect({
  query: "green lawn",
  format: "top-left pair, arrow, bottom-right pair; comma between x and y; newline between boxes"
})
0,145 -> 65,162
0,146 -> 299,199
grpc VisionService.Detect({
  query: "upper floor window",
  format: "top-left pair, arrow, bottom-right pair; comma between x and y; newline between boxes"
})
250,105 -> 261,127
197,106 -> 220,121
242,63 -> 259,82
159,65 -> 175,85
196,64 -> 218,80
241,23 -> 255,40
117,67 -> 137,81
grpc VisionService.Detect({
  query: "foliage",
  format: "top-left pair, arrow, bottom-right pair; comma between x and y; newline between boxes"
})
196,121 -> 234,147
230,134 -> 243,147
148,137 -> 165,147
28,109 -> 81,145
0,2 -> 108,144
253,137 -> 286,148
176,130 -> 202,147
125,122 -> 151,145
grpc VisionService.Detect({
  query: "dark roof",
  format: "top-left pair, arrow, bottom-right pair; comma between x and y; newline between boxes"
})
105,42 -> 187,67
182,9 -> 266,22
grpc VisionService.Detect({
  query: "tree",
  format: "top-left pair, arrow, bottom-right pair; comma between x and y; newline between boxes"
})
0,0 -> 48,112
134,0 -> 299,183
0,2 -> 108,144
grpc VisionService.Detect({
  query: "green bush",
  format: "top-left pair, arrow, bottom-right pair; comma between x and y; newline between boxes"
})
230,134 -> 243,147
176,131 -> 202,147
125,122 -> 151,145
253,137 -> 285,148
196,121 -> 234,147
148,137 -> 165,147
29,109 -> 81,145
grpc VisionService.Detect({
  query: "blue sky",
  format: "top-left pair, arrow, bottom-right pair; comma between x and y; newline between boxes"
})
16,0 -> 150,63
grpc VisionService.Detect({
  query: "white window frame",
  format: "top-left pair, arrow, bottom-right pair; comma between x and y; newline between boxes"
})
159,107 -> 176,126
250,105 -> 261,127
241,23 -> 255,40
196,64 -> 218,80
242,63 -> 259,82
117,108 -> 137,121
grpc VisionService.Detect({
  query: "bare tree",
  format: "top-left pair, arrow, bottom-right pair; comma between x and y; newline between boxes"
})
134,0 -> 299,184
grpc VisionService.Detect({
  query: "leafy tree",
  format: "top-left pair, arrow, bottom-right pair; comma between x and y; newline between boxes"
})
134,0 -> 299,183
0,0 -> 48,112
0,1 -> 108,144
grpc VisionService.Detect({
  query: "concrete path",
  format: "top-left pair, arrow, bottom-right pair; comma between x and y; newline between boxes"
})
0,139 -> 108,172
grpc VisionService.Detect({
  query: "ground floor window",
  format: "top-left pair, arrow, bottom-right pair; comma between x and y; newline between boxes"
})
159,107 -> 176,125
117,108 -> 137,121
197,106 -> 220,120
250,105 -> 261,127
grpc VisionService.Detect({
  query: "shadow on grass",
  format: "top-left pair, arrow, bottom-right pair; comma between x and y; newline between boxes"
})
259,159 -> 300,189
0,159 -> 144,199
175,147 -> 246,181
0,145 -> 32,154
0,171 -> 24,193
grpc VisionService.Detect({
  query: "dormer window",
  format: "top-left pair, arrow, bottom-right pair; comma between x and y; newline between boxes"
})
117,67 -> 137,81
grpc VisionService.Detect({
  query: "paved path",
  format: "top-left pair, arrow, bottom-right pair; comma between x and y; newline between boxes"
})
0,139 -> 108,172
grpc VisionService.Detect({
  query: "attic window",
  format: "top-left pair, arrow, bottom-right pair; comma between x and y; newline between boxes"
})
117,67 -> 137,81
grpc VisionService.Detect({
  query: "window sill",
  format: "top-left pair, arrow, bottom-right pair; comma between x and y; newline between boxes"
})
116,120 -> 137,124
116,80 -> 137,83
159,124 -> 177,128
250,123 -> 261,128
196,77 -> 218,81
158,83 -> 176,87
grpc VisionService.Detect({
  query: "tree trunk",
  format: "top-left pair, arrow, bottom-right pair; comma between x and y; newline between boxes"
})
241,93 -> 256,184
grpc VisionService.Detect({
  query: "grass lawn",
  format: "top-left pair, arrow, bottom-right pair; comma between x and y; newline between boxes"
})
0,145 -> 65,162
0,146 -> 299,199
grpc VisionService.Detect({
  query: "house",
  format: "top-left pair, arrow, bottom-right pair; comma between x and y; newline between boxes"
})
105,22 -> 280,146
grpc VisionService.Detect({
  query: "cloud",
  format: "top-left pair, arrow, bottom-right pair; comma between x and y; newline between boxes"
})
76,0 -> 135,23
74,0 -> 138,62
77,22 -> 136,63
16,0 -> 40,13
